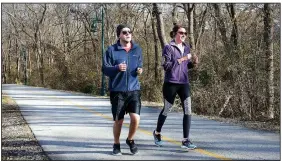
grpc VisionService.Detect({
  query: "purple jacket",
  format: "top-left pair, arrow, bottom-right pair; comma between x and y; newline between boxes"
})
162,40 -> 192,84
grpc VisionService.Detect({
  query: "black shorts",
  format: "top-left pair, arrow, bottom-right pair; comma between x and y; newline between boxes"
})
110,90 -> 141,121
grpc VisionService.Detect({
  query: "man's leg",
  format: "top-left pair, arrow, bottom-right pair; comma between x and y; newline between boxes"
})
113,119 -> 124,144
126,113 -> 140,154
112,119 -> 123,155
125,91 -> 141,154
110,92 -> 125,155
127,113 -> 140,140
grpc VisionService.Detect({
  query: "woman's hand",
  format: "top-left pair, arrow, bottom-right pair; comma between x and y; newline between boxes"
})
177,54 -> 192,64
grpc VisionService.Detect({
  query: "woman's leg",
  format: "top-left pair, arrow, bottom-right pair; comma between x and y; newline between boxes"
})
156,82 -> 178,133
177,83 -> 191,139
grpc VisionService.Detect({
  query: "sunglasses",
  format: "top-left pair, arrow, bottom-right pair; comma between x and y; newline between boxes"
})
121,30 -> 132,35
178,31 -> 188,36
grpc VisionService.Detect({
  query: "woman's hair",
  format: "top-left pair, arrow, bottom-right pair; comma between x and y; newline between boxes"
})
170,24 -> 184,38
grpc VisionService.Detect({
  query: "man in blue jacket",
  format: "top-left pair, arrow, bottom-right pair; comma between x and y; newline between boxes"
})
102,24 -> 143,156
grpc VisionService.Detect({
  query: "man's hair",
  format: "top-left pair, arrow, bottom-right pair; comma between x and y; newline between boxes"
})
116,24 -> 131,38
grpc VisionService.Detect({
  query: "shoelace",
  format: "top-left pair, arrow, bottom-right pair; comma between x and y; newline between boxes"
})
183,140 -> 193,145
155,134 -> 161,141
128,140 -> 136,147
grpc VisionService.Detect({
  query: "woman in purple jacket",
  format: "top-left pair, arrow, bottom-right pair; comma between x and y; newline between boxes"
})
153,24 -> 198,149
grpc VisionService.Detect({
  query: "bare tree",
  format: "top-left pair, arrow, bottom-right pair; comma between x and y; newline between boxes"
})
263,3 -> 274,119
172,4 -> 178,25
152,3 -> 167,49
195,5 -> 207,50
183,3 -> 196,50
226,4 -> 239,56
212,4 -> 230,54
151,11 -> 160,82
34,4 -> 47,86
2,43 -> 6,83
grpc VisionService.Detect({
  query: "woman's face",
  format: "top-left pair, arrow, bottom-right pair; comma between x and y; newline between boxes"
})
175,27 -> 187,42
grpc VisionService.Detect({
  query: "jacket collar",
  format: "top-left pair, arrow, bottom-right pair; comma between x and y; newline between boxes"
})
116,40 -> 138,50
169,39 -> 190,54
169,39 -> 189,48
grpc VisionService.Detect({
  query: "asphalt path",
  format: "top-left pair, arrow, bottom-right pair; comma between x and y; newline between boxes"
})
2,84 -> 280,160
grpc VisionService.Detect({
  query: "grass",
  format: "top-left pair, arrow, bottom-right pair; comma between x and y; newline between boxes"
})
2,95 -> 10,104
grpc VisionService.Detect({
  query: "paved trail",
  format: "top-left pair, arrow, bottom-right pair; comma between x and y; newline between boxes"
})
2,84 -> 280,160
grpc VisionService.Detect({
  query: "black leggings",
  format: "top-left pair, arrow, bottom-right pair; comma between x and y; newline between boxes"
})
156,82 -> 192,139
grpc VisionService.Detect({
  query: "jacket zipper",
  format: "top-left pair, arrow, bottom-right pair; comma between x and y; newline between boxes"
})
126,51 -> 130,91
179,63 -> 182,81
178,46 -> 182,81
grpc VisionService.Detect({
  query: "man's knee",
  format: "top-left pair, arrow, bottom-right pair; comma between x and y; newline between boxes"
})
130,113 -> 140,124
115,119 -> 124,126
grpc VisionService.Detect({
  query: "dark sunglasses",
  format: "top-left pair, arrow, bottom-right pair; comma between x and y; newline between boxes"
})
178,31 -> 187,36
121,30 -> 132,35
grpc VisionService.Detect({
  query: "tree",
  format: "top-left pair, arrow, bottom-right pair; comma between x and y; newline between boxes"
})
152,3 -> 167,49
263,3 -> 274,119
183,3 -> 195,49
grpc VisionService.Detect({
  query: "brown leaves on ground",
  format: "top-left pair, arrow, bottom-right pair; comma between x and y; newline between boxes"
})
1,95 -> 50,160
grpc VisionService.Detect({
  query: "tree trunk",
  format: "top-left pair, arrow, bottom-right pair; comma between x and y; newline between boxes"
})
29,46 -> 32,78
186,3 -> 196,50
153,3 -> 167,49
8,36 -> 12,83
24,47 -> 28,85
63,11 -> 70,81
84,24 -> 87,55
213,4 -> 230,54
263,3 -> 274,119
172,4 -> 178,25
16,39 -> 20,83
35,35 -> 45,86
227,4 -> 239,57
193,6 -> 197,46
2,45 -> 6,83
143,12 -> 150,78
195,5 -> 207,50
34,4 -> 47,86
151,13 -> 160,82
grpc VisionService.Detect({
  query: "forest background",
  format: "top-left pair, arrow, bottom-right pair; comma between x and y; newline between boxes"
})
1,3 -> 280,124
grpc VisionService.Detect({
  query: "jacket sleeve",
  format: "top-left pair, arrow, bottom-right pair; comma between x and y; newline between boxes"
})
187,61 -> 194,69
186,45 -> 194,69
138,48 -> 143,68
162,45 -> 178,71
102,47 -> 119,78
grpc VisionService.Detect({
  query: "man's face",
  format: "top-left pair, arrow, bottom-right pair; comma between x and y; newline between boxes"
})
175,28 -> 187,42
119,27 -> 132,43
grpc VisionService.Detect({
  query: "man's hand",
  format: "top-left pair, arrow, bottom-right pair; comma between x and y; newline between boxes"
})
137,68 -> 143,75
118,62 -> 127,71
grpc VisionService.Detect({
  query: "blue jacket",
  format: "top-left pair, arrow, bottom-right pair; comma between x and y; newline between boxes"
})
162,40 -> 193,84
102,40 -> 143,92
